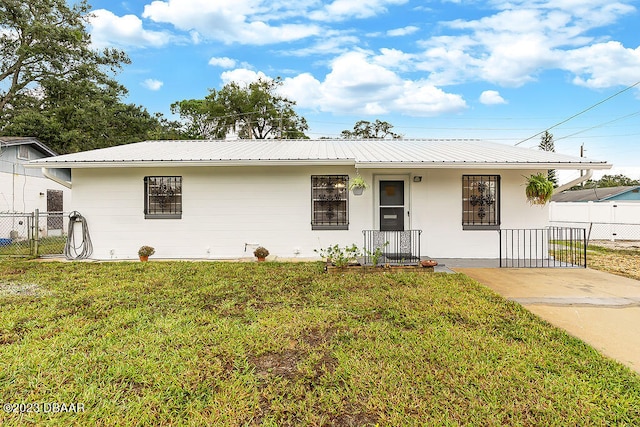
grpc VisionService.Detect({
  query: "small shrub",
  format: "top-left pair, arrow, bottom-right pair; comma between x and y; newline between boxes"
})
315,244 -> 361,267
253,246 -> 269,258
365,241 -> 389,267
138,246 -> 155,257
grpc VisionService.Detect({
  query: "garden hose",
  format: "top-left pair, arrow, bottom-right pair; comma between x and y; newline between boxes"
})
64,211 -> 93,260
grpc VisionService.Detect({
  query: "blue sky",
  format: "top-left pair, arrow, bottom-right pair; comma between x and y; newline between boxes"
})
85,0 -> 640,179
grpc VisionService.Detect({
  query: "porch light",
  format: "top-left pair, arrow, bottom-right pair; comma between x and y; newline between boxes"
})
413,176 -> 422,182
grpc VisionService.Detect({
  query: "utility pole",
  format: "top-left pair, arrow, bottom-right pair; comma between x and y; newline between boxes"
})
580,144 -> 585,188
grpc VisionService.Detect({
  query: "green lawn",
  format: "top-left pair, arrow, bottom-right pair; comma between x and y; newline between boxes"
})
1,261 -> 639,426
0,236 -> 66,257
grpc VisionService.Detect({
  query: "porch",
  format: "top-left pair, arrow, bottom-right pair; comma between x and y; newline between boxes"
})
361,227 -> 588,268
361,230 -> 422,266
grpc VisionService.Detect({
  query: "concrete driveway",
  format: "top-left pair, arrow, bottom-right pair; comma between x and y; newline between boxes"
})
454,267 -> 640,374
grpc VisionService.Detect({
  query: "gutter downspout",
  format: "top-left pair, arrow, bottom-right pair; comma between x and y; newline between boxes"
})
42,168 -> 72,189
553,169 -> 593,194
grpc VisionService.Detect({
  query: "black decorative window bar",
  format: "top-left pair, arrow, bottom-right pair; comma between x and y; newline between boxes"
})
311,175 -> 348,230
144,176 -> 182,219
462,175 -> 500,229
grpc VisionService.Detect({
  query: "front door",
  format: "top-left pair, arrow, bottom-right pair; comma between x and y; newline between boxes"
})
379,180 -> 406,231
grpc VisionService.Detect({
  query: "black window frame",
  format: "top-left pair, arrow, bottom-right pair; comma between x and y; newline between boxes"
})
311,175 -> 349,230
144,176 -> 182,219
462,175 -> 500,230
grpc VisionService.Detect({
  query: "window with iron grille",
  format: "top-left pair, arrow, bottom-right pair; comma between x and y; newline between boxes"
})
311,175 -> 348,230
462,175 -> 500,229
144,176 -> 182,219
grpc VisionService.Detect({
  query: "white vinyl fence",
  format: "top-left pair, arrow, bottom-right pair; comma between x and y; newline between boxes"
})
549,201 -> 640,241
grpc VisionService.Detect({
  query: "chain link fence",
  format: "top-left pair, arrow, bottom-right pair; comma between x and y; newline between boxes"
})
0,211 -> 68,257
550,221 -> 640,247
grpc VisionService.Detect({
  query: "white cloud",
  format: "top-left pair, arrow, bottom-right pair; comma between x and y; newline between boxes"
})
479,90 -> 507,105
393,81 -> 467,116
309,0 -> 408,21
142,0 -> 321,45
279,51 -> 467,116
279,73 -> 323,109
220,69 -> 269,86
414,1 -> 637,88
142,79 -> 164,91
88,9 -> 173,49
387,26 -> 419,37
562,42 -> 640,88
285,34 -> 360,57
373,48 -> 415,71
208,57 -> 237,69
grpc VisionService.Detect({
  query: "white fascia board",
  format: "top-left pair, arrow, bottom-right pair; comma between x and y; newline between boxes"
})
26,159 -> 357,169
354,162 -> 612,170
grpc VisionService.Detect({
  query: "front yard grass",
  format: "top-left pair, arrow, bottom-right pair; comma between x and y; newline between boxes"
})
1,261 -> 639,426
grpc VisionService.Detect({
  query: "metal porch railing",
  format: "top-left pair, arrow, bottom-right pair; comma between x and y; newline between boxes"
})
499,227 -> 587,268
362,230 -> 422,266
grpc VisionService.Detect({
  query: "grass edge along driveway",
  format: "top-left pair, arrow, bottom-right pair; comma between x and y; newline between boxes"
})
1,261 -> 639,426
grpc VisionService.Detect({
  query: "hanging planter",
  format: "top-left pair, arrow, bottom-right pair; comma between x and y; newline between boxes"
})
349,174 -> 368,195
525,173 -> 554,205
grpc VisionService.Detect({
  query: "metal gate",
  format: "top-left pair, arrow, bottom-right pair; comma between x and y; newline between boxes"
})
0,210 -> 67,257
499,227 -> 587,268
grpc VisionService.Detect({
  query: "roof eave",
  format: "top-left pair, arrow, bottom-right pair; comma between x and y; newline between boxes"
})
26,159 -> 357,169
354,162 -> 613,170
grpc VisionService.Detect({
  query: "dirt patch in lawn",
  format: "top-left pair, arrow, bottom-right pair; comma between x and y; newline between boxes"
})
587,241 -> 640,281
250,349 -> 304,380
0,282 -> 50,297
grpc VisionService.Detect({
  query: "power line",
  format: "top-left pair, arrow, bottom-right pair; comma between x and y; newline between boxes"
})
555,111 -> 640,141
514,80 -> 640,146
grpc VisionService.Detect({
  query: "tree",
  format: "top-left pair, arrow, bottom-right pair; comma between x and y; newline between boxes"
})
171,77 -> 308,140
170,99 -> 220,139
0,1 -> 178,153
1,72 -> 177,153
538,131 -> 558,186
593,174 -> 639,188
0,0 -> 128,114
340,120 -> 402,139
568,174 -> 640,190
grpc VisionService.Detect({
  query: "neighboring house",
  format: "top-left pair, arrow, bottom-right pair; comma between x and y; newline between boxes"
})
552,186 -> 640,202
29,139 -> 610,260
0,137 -> 72,237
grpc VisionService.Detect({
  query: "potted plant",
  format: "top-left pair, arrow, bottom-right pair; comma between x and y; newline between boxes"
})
253,246 -> 269,261
349,174 -> 369,195
525,173 -> 555,205
138,245 -> 155,262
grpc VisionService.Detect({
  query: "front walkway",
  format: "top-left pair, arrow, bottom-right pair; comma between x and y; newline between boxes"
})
454,267 -> 640,374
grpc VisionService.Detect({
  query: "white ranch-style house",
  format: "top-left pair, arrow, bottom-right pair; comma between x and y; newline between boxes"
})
30,139 -> 611,262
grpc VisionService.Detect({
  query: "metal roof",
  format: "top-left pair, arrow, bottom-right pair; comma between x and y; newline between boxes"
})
1,136 -> 59,157
28,139 -> 612,170
552,186 -> 640,202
